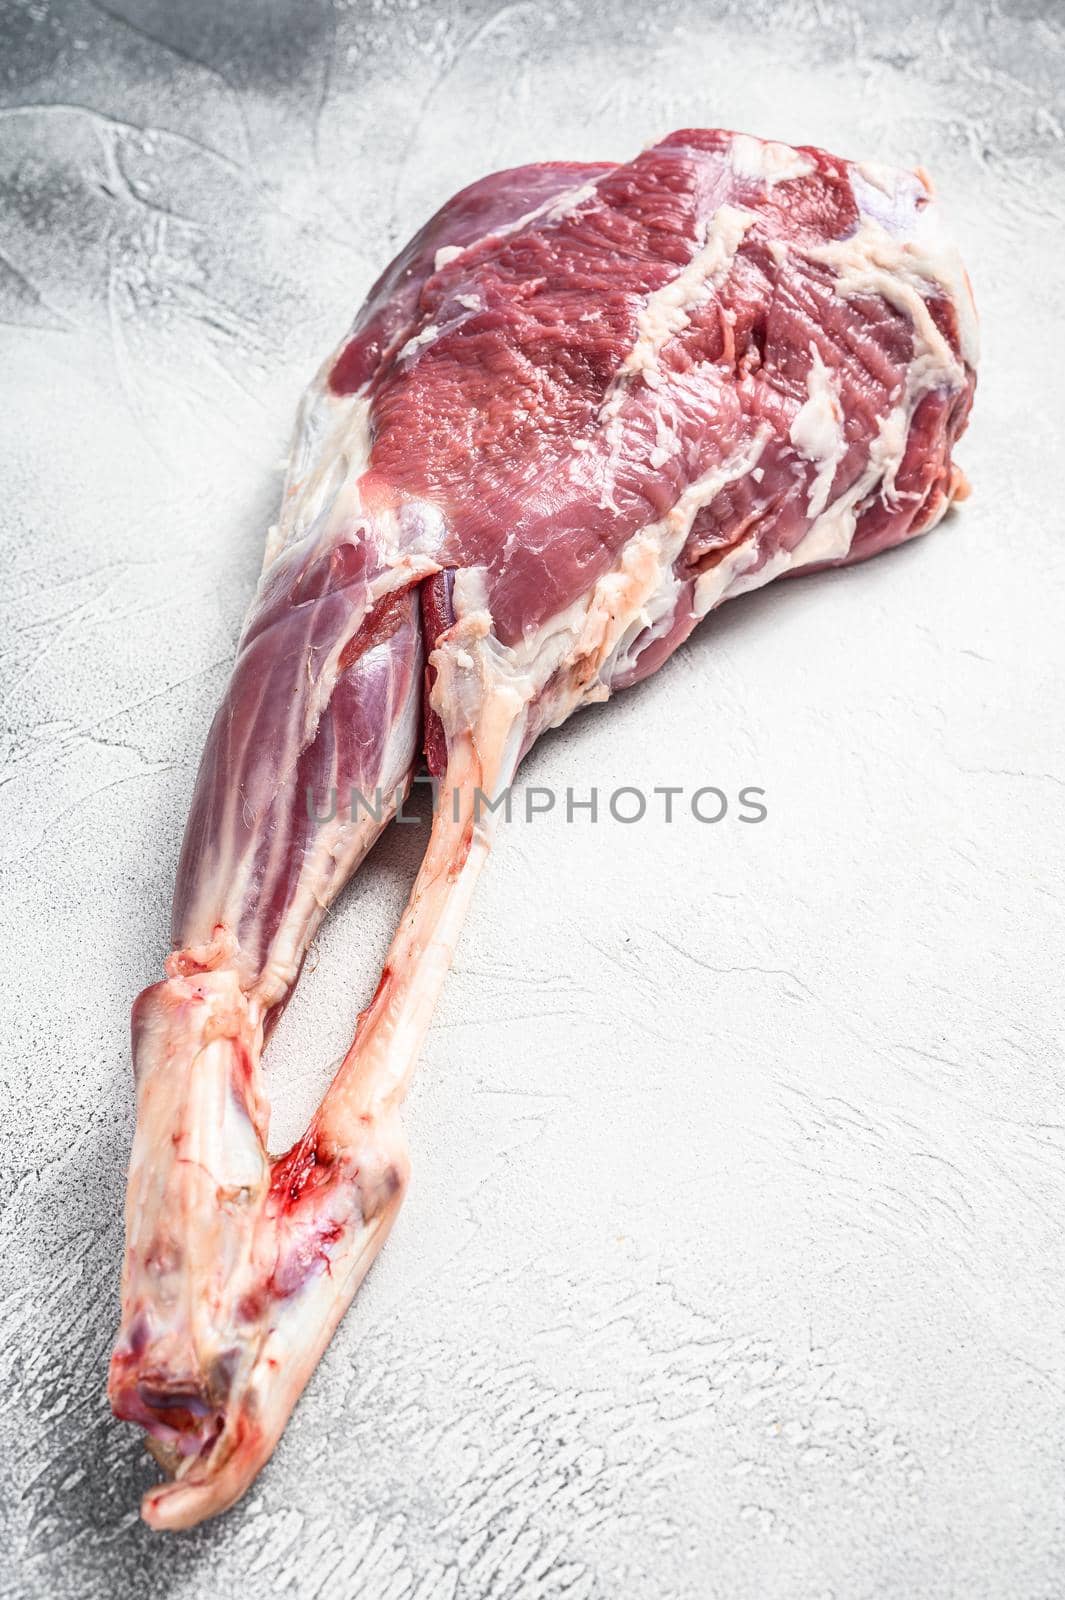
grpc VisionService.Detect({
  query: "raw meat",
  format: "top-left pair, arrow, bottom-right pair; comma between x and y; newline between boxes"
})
109,129 -> 976,1528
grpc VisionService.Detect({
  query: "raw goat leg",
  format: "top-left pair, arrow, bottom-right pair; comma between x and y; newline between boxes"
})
111,129 -> 977,1528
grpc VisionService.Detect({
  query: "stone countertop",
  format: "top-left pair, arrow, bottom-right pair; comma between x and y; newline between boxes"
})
0,0 -> 1062,1594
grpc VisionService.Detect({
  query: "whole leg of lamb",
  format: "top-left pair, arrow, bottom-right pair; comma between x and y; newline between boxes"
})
109,129 -> 976,1529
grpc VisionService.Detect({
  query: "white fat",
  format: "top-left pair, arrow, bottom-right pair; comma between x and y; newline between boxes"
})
594,206 -> 753,512
693,416 -> 890,619
867,400 -> 911,504
606,561 -> 685,679
692,539 -> 760,616
397,178 -> 603,321
267,393 -> 374,571
730,134 -> 815,186
909,201 -> 980,369
772,189 -> 974,548
693,324 -> 962,622
648,403 -> 682,469
456,293 -> 481,311
693,494 -> 857,619
501,176 -> 603,243
664,427 -> 771,538
541,179 -> 601,224
789,345 -> 847,517
806,214 -> 977,373
785,498 -> 858,568
397,322 -> 442,361
855,160 -> 902,198
451,564 -> 491,618
623,205 -> 755,378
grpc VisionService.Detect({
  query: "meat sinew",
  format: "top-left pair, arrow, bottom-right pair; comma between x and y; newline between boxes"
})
109,129 -> 977,1528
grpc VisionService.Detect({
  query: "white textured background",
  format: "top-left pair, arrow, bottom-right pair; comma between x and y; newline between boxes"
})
0,1 -> 1062,1595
